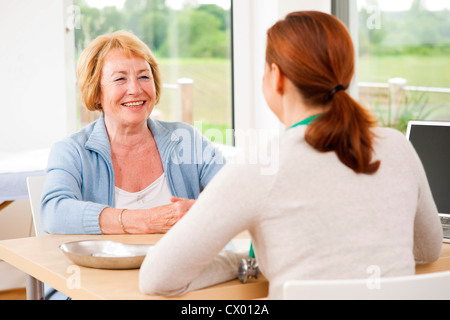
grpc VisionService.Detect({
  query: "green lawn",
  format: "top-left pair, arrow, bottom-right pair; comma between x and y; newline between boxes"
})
359,54 -> 450,126
151,56 -> 450,137
358,54 -> 450,88
156,58 -> 232,130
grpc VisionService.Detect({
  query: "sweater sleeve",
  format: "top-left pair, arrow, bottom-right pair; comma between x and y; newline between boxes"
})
403,139 -> 443,263
139,159 -> 266,296
40,141 -> 107,234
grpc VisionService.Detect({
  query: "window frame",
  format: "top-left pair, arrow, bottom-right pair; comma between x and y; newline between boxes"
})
331,0 -> 360,100
231,0 -> 332,148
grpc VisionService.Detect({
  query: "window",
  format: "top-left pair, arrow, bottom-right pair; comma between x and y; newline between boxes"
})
73,0 -> 233,144
357,0 -> 450,133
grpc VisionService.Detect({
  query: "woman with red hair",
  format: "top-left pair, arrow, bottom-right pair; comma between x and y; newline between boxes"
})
139,11 -> 442,299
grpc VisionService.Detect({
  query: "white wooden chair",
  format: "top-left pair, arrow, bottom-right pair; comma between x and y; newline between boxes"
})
283,271 -> 450,300
26,175 -> 48,236
26,175 -> 69,299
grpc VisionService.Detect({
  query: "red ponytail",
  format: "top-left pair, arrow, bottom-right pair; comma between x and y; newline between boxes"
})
266,11 -> 380,174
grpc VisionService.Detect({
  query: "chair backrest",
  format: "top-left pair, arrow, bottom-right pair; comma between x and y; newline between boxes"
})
283,271 -> 450,300
26,175 -> 48,236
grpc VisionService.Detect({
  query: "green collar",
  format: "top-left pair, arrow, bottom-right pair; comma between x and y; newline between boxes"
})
289,114 -> 321,129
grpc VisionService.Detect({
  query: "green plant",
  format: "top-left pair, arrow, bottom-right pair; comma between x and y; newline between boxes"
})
374,90 -> 442,133
395,91 -> 441,133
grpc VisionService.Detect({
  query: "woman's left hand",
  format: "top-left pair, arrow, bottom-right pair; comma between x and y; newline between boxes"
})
143,197 -> 196,233
170,196 -> 195,204
169,196 -> 196,217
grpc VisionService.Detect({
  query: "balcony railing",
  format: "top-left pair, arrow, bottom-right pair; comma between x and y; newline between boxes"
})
358,78 -> 450,131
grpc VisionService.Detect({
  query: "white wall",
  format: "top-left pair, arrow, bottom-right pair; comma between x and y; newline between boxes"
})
232,0 -> 331,149
0,0 -> 76,153
0,199 -> 33,291
0,0 -> 76,291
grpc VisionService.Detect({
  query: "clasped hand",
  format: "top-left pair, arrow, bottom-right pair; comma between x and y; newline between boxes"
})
99,197 -> 196,234
150,196 -> 196,233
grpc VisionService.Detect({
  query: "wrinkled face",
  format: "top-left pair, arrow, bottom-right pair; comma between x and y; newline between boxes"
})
99,48 -> 156,128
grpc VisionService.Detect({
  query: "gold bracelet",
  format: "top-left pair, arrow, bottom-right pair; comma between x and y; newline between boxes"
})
118,209 -> 130,234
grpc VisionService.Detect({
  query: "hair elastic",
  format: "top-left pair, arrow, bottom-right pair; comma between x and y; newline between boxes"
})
329,84 -> 346,99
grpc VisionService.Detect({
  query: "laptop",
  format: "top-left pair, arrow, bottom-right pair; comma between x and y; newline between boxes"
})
406,120 -> 450,243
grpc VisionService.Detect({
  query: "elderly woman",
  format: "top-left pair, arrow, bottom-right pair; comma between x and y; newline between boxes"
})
40,31 -> 225,235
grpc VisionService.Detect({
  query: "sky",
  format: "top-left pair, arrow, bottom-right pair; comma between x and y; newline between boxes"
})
85,0 -> 230,10
358,0 -> 450,11
85,0 -> 450,11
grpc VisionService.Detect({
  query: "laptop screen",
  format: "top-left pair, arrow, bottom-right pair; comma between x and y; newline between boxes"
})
406,121 -> 450,215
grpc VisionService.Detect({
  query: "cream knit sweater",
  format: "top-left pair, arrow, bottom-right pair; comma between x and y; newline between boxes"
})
139,126 -> 443,299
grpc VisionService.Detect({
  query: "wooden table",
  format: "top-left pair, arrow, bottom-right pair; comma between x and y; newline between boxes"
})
0,234 -> 449,300
416,243 -> 450,274
0,234 -> 268,300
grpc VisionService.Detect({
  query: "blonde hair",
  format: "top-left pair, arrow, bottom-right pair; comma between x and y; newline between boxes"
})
77,30 -> 162,111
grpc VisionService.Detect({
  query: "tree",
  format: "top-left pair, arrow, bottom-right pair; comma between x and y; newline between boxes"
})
410,0 -> 426,13
74,0 -> 231,59
139,11 -> 169,52
160,9 -> 227,58
100,6 -> 123,34
197,4 -> 228,31
405,0 -> 441,47
358,0 -> 449,55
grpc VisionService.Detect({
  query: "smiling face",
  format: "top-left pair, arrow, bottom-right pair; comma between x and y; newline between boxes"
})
99,48 -> 156,129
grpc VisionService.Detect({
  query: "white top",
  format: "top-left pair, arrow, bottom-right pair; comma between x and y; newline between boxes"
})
115,173 -> 172,210
139,126 -> 443,299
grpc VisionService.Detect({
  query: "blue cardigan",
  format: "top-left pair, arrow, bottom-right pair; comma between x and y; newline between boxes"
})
40,116 -> 226,234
